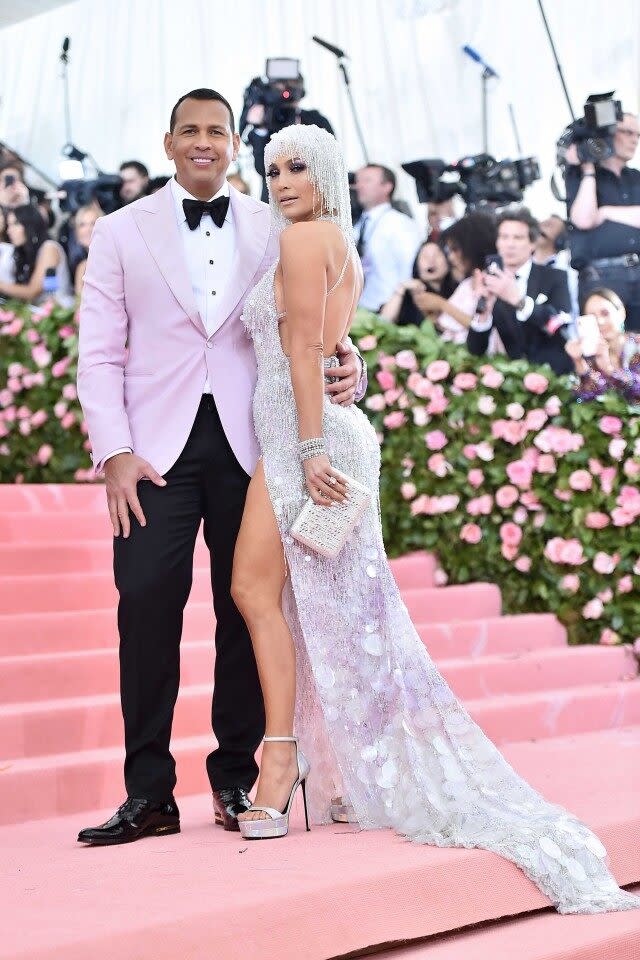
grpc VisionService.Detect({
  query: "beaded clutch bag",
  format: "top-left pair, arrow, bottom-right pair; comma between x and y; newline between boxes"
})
290,471 -> 372,559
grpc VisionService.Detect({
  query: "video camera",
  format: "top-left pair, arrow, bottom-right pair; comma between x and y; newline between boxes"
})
56,144 -> 122,215
556,91 -> 623,165
240,58 -> 306,137
403,153 -> 540,208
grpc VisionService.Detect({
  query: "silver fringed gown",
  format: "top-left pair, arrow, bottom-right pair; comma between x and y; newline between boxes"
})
242,259 -> 638,915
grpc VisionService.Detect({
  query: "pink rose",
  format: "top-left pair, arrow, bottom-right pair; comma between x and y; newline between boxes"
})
395,349 -> 418,370
460,523 -> 482,544
618,575 -> 633,594
585,512 -> 610,529
599,628 -> 620,646
506,459 -> 533,489
7,362 -> 22,377
7,378 -> 21,393
515,555 -> 532,573
413,377 -> 435,398
61,412 -> 76,429
426,394 -> 449,415
30,410 -> 48,428
383,411 -> 407,430
599,415 -> 623,436
358,335 -> 378,351
428,453 -> 448,477
582,598 -> 604,620
501,542 -> 518,561
426,360 -> 450,382
467,468 -> 484,488
434,494 -> 460,513
561,574 -> 580,593
36,444 -> 53,465
525,408 -> 548,432
365,394 -> 386,412
480,367 -> 504,389
384,388 -> 403,405
513,506 -> 528,525
425,430 -> 448,451
477,395 -> 496,415
500,522 -> 523,547
593,551 -> 619,575
31,344 -> 52,368
410,495 -> 431,516
612,507 -> 635,526
412,407 -> 429,426
475,441 -> 494,462
51,357 -> 72,378
54,401 -> 67,418
3,319 -> 23,336
524,372 -> 549,394
533,511 -> 546,528
536,454 -> 556,474
376,370 -> 396,391
434,568 -> 448,586
618,485 -> 640,512
568,469 -> 592,492
623,458 -> 640,478
19,420 -> 31,436
506,402 -> 525,420
589,458 -> 603,476
59,325 -> 75,338
463,444 -> 477,459
401,482 -> 417,500
544,537 -> 586,565
496,485 -> 519,509
598,588 -> 613,603
0,389 -> 13,407
378,354 -> 396,371
3,406 -> 16,423
466,494 -> 493,516
26,329 -> 39,343
599,467 -> 617,495
16,405 -> 30,419
534,426 -> 583,455
609,438 -> 626,461
453,372 -> 477,391
492,419 -> 528,445
554,488 -> 573,502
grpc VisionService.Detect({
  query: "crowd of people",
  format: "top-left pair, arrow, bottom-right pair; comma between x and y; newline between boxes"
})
2,109 -> 639,404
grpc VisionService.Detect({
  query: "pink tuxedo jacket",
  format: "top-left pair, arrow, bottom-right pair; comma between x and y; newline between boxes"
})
77,182 -> 278,477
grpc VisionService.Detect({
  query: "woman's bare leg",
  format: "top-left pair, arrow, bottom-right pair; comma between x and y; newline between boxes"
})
231,460 -> 298,821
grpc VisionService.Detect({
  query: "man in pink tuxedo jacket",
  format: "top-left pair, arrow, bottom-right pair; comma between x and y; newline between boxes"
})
76,89 -> 363,845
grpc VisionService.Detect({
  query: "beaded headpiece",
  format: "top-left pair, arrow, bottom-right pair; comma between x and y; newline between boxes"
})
264,124 -> 353,238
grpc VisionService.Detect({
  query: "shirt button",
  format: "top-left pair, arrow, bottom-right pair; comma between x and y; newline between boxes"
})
209,260 -> 214,265
206,231 -> 211,237
211,290 -> 216,295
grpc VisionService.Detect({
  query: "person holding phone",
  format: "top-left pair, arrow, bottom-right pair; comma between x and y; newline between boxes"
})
466,208 -> 574,374
0,161 -> 30,210
379,240 -> 456,328
565,287 -> 640,401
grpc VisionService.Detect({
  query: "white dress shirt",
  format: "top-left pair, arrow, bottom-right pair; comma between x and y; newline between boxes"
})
355,203 -> 422,312
470,258 -> 535,332
104,177 -> 236,464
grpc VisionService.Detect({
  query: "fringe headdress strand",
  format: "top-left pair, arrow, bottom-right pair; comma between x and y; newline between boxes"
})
264,124 -> 353,238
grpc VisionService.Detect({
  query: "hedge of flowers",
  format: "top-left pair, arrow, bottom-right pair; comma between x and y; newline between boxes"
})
0,300 -> 92,483
351,313 -> 640,648
2,298 -> 640,646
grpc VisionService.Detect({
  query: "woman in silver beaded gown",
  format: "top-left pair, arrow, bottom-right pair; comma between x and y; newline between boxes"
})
232,124 -> 638,914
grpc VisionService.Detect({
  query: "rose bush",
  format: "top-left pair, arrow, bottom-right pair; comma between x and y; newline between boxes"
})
2,299 -> 640,646
351,313 -> 640,647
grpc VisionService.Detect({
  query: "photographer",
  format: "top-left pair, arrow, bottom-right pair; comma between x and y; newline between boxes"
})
242,66 -> 334,201
118,160 -> 150,205
467,208 -> 573,374
565,112 -> 640,330
0,161 -> 31,210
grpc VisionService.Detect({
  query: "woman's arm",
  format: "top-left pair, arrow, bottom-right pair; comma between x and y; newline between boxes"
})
380,279 -> 422,322
0,241 -> 59,302
74,258 -> 87,297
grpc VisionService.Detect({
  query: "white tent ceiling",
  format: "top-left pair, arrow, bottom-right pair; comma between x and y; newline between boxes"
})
0,0 -> 72,30
0,0 -> 638,214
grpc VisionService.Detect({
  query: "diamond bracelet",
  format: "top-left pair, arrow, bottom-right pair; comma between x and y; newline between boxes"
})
298,437 -> 326,461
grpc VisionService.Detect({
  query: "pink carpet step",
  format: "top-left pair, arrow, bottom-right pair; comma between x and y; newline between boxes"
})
439,645 -> 637,699
402,583 -> 501,622
0,607 -> 566,660
1,640 -> 632,707
0,511 -> 112,542
0,538 -> 212,575
1,730 -> 638,960
0,483 -> 105,512
4,677 -> 640,763
372,896 -> 640,959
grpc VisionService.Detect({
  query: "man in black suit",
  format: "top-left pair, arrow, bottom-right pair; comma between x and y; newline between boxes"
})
467,209 -> 573,375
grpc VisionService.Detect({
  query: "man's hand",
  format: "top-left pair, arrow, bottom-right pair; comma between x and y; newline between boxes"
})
246,104 -> 266,126
412,290 -> 444,315
326,340 -> 360,406
104,453 -> 167,538
483,267 -> 521,307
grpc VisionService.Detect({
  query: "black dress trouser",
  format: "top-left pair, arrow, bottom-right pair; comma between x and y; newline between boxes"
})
113,395 -> 265,801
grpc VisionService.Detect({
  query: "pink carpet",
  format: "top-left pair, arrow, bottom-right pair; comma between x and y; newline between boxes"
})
0,484 -> 639,959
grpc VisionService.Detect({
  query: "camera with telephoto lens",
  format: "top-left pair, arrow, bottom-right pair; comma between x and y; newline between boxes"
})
556,91 -> 623,165
403,153 -> 540,208
240,58 -> 306,137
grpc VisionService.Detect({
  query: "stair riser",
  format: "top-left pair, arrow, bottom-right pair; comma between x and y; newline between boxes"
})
5,683 -> 640,760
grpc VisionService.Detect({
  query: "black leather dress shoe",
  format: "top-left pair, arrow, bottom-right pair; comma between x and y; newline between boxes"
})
77,797 -> 180,846
212,786 -> 252,832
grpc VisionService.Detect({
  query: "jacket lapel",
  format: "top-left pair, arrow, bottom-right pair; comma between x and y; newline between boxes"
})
210,188 -> 271,337
131,183 -> 207,338
526,262 -> 541,302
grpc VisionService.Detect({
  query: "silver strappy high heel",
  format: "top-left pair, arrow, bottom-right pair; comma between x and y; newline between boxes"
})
238,736 -> 311,840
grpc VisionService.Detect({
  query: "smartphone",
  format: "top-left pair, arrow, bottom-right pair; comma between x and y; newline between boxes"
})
576,314 -> 600,356
484,254 -> 503,274
3,174 -> 15,188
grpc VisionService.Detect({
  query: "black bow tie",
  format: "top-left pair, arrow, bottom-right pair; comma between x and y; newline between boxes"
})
182,195 -> 229,231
